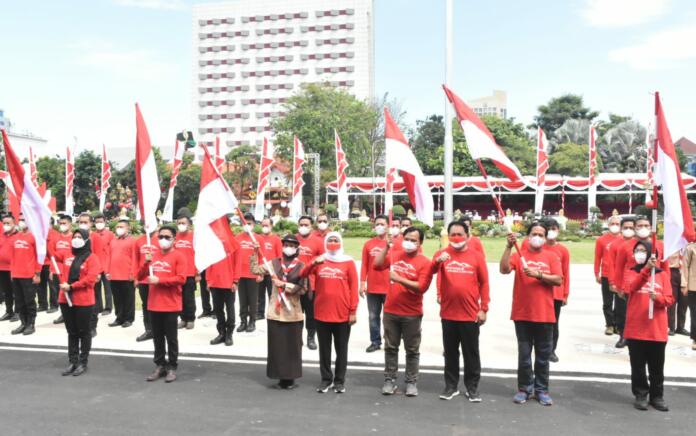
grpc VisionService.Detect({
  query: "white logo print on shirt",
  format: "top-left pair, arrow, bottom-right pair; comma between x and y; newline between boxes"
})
393,260 -> 417,279
444,260 -> 474,275
14,239 -> 30,250
525,260 -> 550,274
318,266 -> 345,280
151,260 -> 172,274
239,240 -> 255,250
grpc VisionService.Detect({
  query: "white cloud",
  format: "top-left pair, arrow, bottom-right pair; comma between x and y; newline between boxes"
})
71,41 -> 174,81
113,0 -> 187,11
582,0 -> 670,28
609,25 -> 696,70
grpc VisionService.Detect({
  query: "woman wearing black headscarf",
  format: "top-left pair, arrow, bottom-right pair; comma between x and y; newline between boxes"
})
57,229 -> 102,376
624,240 -> 675,412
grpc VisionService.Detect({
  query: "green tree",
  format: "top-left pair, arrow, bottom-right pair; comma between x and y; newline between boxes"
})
410,115 -> 445,174
35,155 -> 65,210
531,94 -> 599,133
73,150 -> 101,212
549,142 -> 604,176
596,113 -> 632,137
225,145 -> 259,201
600,120 -> 648,173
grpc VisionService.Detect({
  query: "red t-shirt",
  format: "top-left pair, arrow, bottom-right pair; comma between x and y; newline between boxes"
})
137,249 -> 186,312
261,233 -> 282,261
59,255 -> 101,306
468,235 -> 486,259
174,231 -> 196,277
108,236 -> 136,281
623,267 -> 674,342
207,235 -> 239,289
135,234 -> 160,268
49,232 -> 73,267
378,250 -> 433,317
44,228 -> 59,266
613,239 -> 669,291
235,232 -> 258,279
91,228 -> 114,273
0,232 -> 16,271
296,234 -> 324,289
594,232 -> 619,278
360,237 -> 390,294
509,248 -> 561,323
301,259 -> 358,323
546,243 -> 570,301
10,231 -> 41,279
432,246 -> 489,321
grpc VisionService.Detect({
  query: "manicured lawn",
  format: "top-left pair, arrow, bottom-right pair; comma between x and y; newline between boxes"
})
342,236 -> 596,263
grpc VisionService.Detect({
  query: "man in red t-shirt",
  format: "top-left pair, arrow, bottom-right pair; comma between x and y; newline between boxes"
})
360,215 -> 390,352
107,219 -> 137,332
0,214 -> 19,321
594,215 -> 622,335
134,229 -> 160,338
432,220 -> 489,401
312,213 -> 331,242
10,213 -> 42,336
296,214 -> 324,350
92,213 -> 115,317
257,216 -> 282,320
543,219 -> 570,364
48,214 -> 75,324
235,213 -> 261,333
175,214 -> 197,329
500,221 -> 562,406
461,215 -> 486,258
375,225 -> 433,398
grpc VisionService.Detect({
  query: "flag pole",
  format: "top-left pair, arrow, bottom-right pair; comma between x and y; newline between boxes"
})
647,92 -> 661,320
443,0 -> 454,225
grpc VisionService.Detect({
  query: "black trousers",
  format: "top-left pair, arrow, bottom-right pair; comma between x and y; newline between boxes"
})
0,270 -> 14,315
601,277 -> 615,327
95,274 -> 113,312
12,278 -> 37,326
301,292 -> 316,331
237,278 -> 258,320
138,284 -> 151,331
181,277 -> 197,322
316,320 -> 351,385
111,280 -> 135,324
90,282 -> 100,331
627,339 -> 665,400
37,265 -> 58,309
668,268 -> 688,331
442,319 -> 481,392
199,270 -> 212,313
211,288 -> 236,334
552,300 -> 563,352
61,304 -> 93,365
615,294 -> 627,335
151,311 -> 178,370
257,275 -> 272,317
688,291 -> 696,340
514,321 -> 553,394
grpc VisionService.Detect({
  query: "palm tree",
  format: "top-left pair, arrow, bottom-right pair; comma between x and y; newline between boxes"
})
599,120 -> 647,173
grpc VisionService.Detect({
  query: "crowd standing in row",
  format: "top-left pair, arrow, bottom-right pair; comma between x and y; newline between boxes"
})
0,210 -> 683,411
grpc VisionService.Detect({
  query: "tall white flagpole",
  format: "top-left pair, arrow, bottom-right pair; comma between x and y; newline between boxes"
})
443,0 -> 454,225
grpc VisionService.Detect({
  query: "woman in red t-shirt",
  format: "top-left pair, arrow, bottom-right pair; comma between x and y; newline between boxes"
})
57,229 -> 101,377
624,240 -> 674,412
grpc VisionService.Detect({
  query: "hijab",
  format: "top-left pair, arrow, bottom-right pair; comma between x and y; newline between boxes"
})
323,231 -> 353,263
631,240 -> 662,273
68,229 -> 92,284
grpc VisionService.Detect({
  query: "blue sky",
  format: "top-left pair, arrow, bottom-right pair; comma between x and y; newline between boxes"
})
1,0 -> 695,156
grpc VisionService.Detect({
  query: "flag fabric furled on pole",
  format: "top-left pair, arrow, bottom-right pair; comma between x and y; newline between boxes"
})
162,140 -> 184,222
214,136 -> 225,173
194,144 -> 239,272
588,125 -> 598,219
134,103 -> 161,234
334,130 -> 350,221
254,137 -> 274,221
65,145 -> 75,216
443,85 -> 524,182
653,92 -> 696,259
28,147 -> 39,189
0,170 -> 20,219
534,127 -> 549,215
289,135 -> 305,222
1,129 -> 52,263
384,108 -> 434,226
99,144 -> 111,213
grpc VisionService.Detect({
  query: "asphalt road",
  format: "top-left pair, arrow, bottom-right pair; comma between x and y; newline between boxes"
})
0,345 -> 694,436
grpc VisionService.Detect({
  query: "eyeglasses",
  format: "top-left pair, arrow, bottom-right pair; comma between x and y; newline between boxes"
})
159,236 -> 173,241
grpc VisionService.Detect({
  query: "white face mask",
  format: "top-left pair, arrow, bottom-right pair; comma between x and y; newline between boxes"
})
450,241 -> 466,250
402,240 -> 417,253
115,227 -> 127,237
317,222 -> 328,231
374,225 -> 386,236
242,224 -> 252,233
78,223 -> 90,231
283,246 -> 297,257
547,230 -> 559,241
18,221 -> 27,230
390,226 -> 401,236
622,228 -> 635,239
59,224 -> 70,233
298,225 -> 311,236
71,238 -> 85,249
609,224 -> 620,234
636,228 -> 651,239
159,238 -> 173,250
2,224 -> 12,233
261,226 -> 271,234
95,222 -> 106,231
177,224 -> 188,233
529,235 -> 545,248
634,251 -> 647,264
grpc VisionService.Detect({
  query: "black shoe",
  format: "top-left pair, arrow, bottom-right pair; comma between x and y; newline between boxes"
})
307,330 -> 317,350
146,366 -> 166,382
91,329 -> 97,338
61,364 -> 77,376
22,324 -> 35,335
11,324 -> 25,335
0,312 -> 12,322
236,320 -> 247,333
9,313 -> 19,322
633,396 -> 649,410
197,311 -> 213,319
46,306 -> 59,314
121,321 -> 132,328
72,364 -> 87,376
100,310 -> 111,316
37,306 -> 47,312
466,389 -> 482,403
108,320 -> 122,327
675,328 -> 690,336
53,315 -> 64,324
247,319 -> 256,333
549,352 -> 559,363
668,328 -> 675,336
210,334 -> 225,345
316,381 -> 333,393
225,330 -> 233,346
366,343 -> 381,353
255,313 -> 265,320
650,398 -> 669,412
615,337 -> 627,348
136,331 -> 153,342
439,387 -> 460,401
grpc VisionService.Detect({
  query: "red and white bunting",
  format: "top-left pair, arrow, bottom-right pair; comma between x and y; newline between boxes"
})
335,129 -> 350,221
214,136 -> 225,173
254,137 -> 275,221
65,145 -> 75,216
99,144 -> 111,212
289,135 -> 306,221
534,127 -> 549,214
134,103 -> 160,234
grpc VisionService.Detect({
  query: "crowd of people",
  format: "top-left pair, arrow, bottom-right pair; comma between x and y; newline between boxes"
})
0,209 -> 688,412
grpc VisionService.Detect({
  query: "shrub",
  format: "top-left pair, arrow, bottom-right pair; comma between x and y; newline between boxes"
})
391,205 -> 406,217
325,204 -> 338,217
273,219 -> 298,236
565,220 -> 582,235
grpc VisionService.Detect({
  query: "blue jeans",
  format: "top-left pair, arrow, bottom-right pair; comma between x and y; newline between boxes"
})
514,321 -> 553,394
366,293 -> 386,346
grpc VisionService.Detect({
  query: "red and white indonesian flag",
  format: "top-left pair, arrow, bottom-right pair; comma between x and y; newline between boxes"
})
443,85 -> 524,182
134,103 -> 160,234
99,144 -> 112,212
254,137 -> 274,221
289,135 -> 306,222
587,125 -> 598,217
384,108 -> 434,226
1,129 -> 52,263
65,145 -> 75,216
334,129 -> 350,221
214,136 -> 225,172
194,144 -> 239,272
534,127 -> 550,214
653,92 -> 696,259
0,169 -> 20,219
162,139 -> 184,222
27,147 -> 39,189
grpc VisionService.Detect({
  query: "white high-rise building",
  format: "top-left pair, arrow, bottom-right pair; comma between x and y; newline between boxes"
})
191,0 -> 374,152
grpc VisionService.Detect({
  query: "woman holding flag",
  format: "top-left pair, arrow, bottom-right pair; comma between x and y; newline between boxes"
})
57,228 -> 102,376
